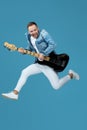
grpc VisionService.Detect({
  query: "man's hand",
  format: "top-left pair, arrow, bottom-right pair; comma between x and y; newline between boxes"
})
18,48 -> 25,54
38,53 -> 44,61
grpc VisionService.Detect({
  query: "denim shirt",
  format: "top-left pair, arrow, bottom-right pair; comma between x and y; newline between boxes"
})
25,29 -> 56,56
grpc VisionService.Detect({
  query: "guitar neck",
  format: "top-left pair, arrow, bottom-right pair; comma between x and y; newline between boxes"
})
4,42 -> 50,61
17,48 -> 50,61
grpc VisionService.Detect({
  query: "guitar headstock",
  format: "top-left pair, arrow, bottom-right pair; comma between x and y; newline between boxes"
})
4,42 -> 17,51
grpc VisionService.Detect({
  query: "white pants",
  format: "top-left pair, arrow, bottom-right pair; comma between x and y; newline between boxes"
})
14,63 -> 70,92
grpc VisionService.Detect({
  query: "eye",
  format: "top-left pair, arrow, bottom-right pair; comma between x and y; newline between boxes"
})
30,30 -> 33,33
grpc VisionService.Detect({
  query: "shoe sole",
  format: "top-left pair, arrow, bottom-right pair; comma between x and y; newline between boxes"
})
2,94 -> 18,100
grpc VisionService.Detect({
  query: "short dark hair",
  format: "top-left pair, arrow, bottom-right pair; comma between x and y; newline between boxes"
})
27,22 -> 38,29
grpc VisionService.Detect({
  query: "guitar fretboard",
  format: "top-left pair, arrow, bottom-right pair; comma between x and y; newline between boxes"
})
4,42 -> 50,61
20,49 -> 50,61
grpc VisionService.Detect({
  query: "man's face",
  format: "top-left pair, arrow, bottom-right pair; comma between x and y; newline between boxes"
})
28,24 -> 39,38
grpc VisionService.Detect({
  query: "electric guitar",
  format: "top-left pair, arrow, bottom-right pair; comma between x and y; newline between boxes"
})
4,42 -> 69,72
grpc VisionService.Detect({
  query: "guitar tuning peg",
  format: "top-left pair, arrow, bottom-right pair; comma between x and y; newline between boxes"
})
7,48 -> 11,51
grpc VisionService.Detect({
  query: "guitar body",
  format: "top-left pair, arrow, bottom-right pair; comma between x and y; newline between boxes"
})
37,52 -> 69,72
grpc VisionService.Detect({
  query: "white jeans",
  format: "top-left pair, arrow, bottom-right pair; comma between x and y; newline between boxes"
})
14,63 -> 70,92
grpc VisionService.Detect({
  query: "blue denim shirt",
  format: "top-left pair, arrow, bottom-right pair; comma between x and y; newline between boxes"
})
25,29 -> 56,56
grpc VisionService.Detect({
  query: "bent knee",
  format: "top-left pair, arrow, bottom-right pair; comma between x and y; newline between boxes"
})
52,84 -> 61,90
21,69 -> 27,75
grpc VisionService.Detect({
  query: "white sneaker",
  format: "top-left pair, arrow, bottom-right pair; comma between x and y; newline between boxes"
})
69,69 -> 80,80
2,91 -> 18,100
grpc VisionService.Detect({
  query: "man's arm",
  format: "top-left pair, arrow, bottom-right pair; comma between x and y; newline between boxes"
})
41,29 -> 56,56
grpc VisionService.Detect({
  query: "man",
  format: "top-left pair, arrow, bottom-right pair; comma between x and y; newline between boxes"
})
2,22 -> 80,100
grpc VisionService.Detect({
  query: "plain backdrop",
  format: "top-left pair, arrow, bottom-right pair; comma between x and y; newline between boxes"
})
0,0 -> 87,130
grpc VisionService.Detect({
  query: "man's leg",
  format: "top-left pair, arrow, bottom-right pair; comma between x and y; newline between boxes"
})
40,65 -> 79,90
2,63 -> 41,100
14,64 -> 41,92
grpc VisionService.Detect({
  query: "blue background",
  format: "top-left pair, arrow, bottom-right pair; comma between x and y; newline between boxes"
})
0,0 -> 87,130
